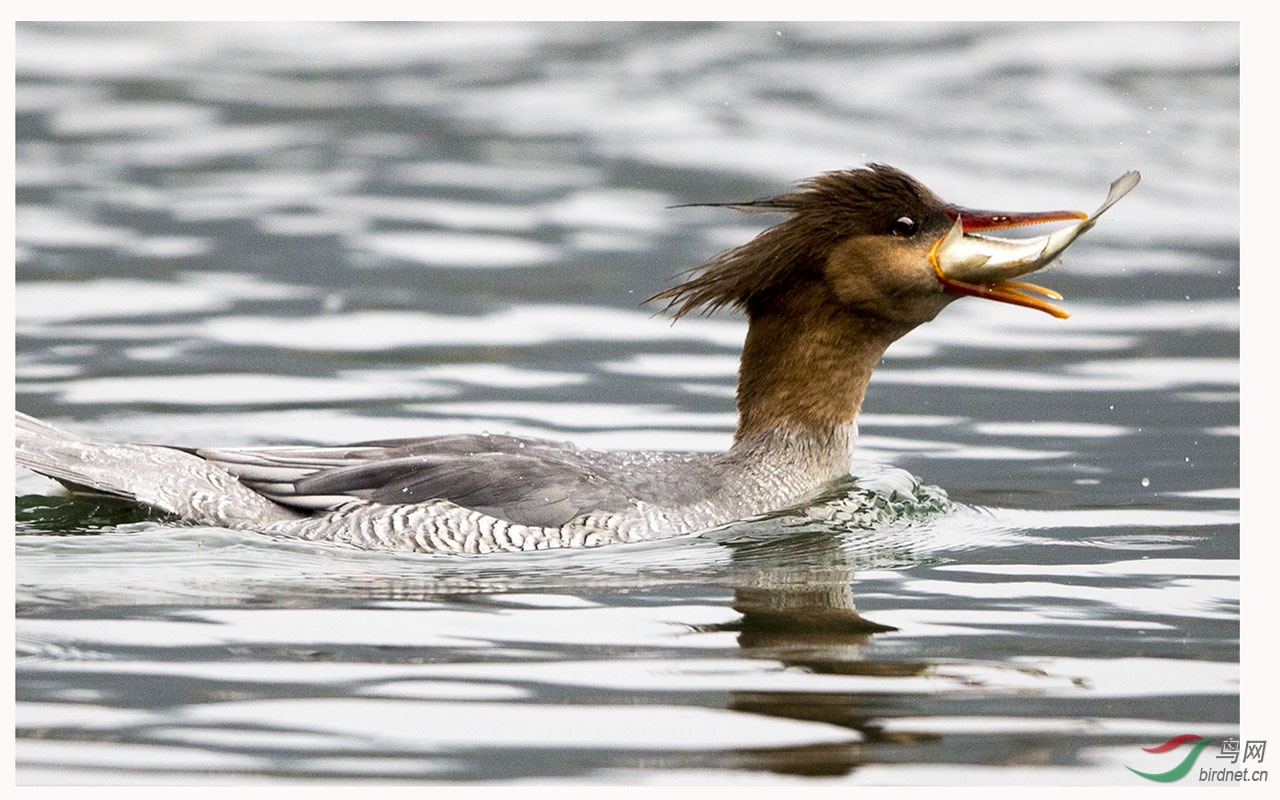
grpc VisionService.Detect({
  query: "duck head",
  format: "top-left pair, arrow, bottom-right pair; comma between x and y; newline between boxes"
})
652,164 -> 1137,324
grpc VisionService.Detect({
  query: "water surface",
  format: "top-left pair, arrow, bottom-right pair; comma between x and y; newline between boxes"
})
15,21 -> 1239,785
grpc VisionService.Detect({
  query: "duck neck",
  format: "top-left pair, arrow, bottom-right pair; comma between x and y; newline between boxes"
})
732,286 -> 906,448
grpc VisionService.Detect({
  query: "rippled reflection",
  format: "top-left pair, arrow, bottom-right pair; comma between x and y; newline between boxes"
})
16,21 -> 1238,785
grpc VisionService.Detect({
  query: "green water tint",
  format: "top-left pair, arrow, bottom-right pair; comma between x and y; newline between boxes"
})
15,494 -> 164,535
804,468 -> 953,530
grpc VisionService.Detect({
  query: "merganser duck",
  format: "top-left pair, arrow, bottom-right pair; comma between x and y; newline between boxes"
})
15,165 -> 1139,555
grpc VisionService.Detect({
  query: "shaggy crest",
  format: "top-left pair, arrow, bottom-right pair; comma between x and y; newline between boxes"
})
648,163 -> 941,319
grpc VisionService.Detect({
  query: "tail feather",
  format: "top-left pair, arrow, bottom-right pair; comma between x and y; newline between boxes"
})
17,412 -> 139,502
15,412 -> 301,527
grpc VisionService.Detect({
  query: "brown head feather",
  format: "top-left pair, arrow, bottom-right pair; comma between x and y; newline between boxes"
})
648,164 -> 945,319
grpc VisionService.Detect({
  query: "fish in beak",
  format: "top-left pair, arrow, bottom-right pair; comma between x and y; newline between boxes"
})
929,171 -> 1141,318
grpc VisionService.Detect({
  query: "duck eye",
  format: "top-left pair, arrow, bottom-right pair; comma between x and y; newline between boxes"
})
890,216 -> 918,237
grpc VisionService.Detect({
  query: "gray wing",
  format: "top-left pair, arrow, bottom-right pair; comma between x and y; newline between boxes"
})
192,433 -> 635,528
